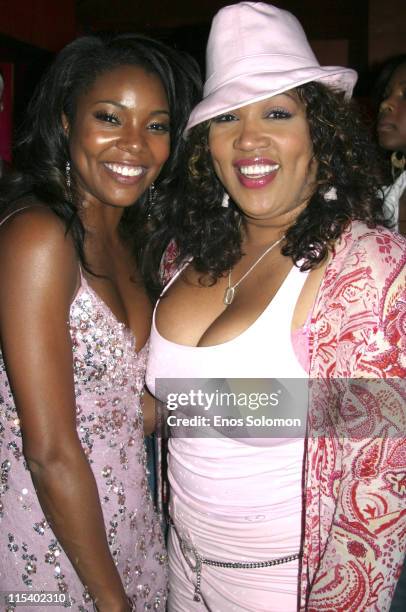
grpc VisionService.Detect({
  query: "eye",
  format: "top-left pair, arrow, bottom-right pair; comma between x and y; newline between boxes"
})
94,110 -> 120,124
265,108 -> 292,119
211,113 -> 238,123
382,88 -> 391,101
148,121 -> 170,133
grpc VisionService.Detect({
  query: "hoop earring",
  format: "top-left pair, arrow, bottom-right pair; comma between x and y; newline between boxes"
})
221,192 -> 230,208
391,151 -> 405,171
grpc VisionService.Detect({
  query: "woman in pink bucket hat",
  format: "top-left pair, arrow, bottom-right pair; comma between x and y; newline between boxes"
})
145,3 -> 406,610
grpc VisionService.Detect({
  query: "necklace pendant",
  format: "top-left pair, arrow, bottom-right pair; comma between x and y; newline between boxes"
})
224,285 -> 235,306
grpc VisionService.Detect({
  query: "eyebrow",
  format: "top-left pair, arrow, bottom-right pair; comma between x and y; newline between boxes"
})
388,79 -> 406,88
95,100 -> 169,115
278,91 -> 299,103
384,81 -> 406,97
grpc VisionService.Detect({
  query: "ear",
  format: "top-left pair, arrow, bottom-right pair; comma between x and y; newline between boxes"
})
61,113 -> 70,137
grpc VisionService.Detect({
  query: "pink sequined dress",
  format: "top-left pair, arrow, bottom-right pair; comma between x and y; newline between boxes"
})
0,272 -> 167,610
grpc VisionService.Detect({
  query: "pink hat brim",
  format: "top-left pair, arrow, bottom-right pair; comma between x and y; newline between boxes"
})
185,65 -> 357,134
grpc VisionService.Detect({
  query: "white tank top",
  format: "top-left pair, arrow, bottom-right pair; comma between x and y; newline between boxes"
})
146,262 -> 309,391
146,263 -> 310,548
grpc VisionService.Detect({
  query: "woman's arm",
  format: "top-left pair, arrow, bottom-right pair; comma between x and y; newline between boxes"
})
305,232 -> 406,611
306,383 -> 405,611
0,209 -> 130,612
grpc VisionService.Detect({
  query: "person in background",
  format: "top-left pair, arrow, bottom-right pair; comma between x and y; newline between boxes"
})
145,3 -> 406,611
376,54 -> 406,235
0,34 -> 200,611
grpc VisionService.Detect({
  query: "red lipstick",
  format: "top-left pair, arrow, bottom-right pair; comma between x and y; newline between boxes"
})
234,157 -> 280,189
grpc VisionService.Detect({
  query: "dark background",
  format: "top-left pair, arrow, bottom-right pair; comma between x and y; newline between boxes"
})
0,0 -> 405,161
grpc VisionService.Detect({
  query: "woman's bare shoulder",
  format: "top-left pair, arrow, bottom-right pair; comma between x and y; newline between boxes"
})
1,203 -> 75,255
0,203 -> 78,297
1,202 -> 66,236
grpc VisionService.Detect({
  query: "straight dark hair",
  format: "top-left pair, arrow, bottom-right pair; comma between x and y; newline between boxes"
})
0,33 -> 201,288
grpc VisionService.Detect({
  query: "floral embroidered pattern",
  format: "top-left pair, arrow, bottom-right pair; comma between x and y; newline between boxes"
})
302,222 -> 406,611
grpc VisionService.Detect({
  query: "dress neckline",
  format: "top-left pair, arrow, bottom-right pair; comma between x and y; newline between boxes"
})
74,271 -> 148,353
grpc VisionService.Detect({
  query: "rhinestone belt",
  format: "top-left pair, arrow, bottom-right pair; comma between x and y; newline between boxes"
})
178,536 -> 301,603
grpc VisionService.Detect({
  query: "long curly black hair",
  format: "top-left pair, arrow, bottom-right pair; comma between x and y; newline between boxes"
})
151,82 -> 387,295
0,33 -> 201,283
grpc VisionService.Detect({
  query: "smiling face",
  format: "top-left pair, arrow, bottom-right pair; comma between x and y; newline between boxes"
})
377,62 -> 406,154
208,91 -> 317,225
64,64 -> 170,209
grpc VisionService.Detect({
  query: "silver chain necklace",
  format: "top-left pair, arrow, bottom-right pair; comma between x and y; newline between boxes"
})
223,235 -> 284,306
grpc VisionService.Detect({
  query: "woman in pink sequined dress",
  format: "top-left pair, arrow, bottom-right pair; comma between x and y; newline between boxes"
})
0,35 -> 200,611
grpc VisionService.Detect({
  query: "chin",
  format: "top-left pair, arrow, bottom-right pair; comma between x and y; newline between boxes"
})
379,137 -> 400,152
106,192 -> 144,208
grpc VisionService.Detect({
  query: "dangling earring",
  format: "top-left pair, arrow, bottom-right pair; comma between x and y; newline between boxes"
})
149,182 -> 156,206
323,186 -> 337,201
65,161 -> 71,188
65,160 -> 73,202
221,192 -> 230,208
147,182 -> 156,219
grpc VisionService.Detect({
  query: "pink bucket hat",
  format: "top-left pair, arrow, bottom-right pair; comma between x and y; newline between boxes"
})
186,2 -> 357,132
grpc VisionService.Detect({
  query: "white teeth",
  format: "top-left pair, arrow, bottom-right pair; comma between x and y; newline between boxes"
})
239,164 -> 279,176
105,163 -> 143,177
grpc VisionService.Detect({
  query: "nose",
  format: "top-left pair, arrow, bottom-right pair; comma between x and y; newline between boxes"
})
116,122 -> 145,154
379,93 -> 396,115
233,119 -> 270,151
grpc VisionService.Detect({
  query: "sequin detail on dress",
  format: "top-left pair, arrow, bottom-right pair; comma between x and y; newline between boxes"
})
0,274 -> 167,610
